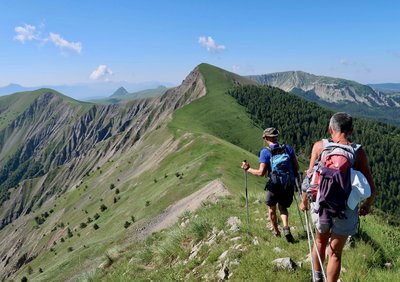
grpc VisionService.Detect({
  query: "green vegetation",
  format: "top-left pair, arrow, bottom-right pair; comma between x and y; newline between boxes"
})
4,64 -> 399,282
85,64 -> 400,282
228,84 -> 400,217
250,72 -> 400,126
96,197 -> 400,282
170,63 -> 262,154
0,88 -> 93,205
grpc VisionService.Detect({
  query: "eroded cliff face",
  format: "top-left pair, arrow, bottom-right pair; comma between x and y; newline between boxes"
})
0,67 -> 206,231
249,71 -> 400,107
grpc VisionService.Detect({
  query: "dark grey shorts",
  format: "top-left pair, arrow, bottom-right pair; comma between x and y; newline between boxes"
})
265,182 -> 294,208
311,203 -> 359,236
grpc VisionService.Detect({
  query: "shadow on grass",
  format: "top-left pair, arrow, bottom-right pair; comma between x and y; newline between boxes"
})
354,228 -> 389,267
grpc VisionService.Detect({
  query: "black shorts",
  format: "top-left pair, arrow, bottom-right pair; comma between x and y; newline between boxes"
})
265,182 -> 294,208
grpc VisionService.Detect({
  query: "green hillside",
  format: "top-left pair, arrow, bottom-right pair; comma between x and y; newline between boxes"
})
8,126 -> 267,281
5,64 -> 400,282
228,84 -> 400,217
170,63 -> 262,155
0,88 -> 83,130
88,65 -> 400,281
249,72 -> 400,126
0,89 -> 92,205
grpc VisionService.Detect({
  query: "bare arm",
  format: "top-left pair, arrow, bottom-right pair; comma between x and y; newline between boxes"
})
300,141 -> 323,211
308,140 -> 323,172
241,162 -> 267,177
353,148 -> 377,215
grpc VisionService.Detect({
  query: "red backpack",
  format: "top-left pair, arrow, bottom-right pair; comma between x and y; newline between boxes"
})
307,139 -> 360,203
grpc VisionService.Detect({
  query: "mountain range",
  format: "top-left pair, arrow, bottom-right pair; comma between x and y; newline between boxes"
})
88,86 -> 169,104
0,64 -> 399,281
248,71 -> 400,125
369,83 -> 400,94
0,81 -> 175,100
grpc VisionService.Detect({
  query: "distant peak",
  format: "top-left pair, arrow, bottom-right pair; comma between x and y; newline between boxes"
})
7,83 -> 23,87
111,87 -> 129,97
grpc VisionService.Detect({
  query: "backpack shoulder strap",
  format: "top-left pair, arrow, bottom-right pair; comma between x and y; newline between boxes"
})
351,143 -> 361,153
322,139 -> 330,149
350,143 -> 361,166
268,143 -> 287,156
322,139 -> 362,166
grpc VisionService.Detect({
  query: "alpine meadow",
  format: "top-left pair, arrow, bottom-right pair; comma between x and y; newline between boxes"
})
0,63 -> 399,282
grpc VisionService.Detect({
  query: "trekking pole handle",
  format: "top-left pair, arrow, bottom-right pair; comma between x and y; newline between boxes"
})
243,160 -> 249,171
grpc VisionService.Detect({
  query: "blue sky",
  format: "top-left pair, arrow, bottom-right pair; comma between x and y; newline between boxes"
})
0,0 -> 399,88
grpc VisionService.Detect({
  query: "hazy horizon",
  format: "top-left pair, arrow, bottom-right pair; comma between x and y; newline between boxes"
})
1,1 -> 399,90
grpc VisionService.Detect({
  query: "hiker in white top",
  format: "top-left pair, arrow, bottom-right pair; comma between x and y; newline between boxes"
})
300,112 -> 377,282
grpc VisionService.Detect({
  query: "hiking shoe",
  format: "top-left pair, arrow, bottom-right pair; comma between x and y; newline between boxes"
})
313,271 -> 323,282
283,227 -> 295,243
271,229 -> 281,237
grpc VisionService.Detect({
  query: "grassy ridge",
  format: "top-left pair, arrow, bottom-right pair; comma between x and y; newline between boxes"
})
94,64 -> 399,281
170,63 -> 262,155
10,126 -> 266,281
8,64 -> 400,281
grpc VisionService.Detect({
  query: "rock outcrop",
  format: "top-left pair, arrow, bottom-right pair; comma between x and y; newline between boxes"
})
248,71 -> 400,107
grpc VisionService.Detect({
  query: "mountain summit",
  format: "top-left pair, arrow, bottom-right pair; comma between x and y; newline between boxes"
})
111,86 -> 129,97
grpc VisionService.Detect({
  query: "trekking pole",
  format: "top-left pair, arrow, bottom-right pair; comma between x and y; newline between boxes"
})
306,211 -> 327,281
304,209 -> 316,282
298,172 -> 304,199
294,177 -> 306,233
244,160 -> 250,235
293,188 -> 306,234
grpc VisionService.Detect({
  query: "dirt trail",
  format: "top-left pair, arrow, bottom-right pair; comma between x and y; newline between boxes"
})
135,179 -> 230,240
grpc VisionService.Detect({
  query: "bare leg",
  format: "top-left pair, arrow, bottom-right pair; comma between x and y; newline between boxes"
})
268,205 -> 279,232
278,204 -> 289,227
327,233 -> 348,282
313,230 -> 330,273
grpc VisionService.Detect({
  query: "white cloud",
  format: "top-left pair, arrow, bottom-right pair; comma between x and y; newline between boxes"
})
13,24 -> 82,55
14,24 -> 39,43
90,65 -> 113,80
198,36 -> 225,52
48,32 -> 82,53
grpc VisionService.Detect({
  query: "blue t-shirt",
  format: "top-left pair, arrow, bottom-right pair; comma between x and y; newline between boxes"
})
259,143 -> 296,173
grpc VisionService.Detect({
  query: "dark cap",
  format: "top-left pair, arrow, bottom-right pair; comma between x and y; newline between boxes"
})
262,127 -> 279,138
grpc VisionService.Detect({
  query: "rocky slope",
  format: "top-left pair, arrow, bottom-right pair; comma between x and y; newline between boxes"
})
0,66 -> 207,280
0,67 -> 206,231
248,71 -> 399,107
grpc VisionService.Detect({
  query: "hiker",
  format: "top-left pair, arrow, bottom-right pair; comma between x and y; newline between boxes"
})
241,127 -> 299,242
300,112 -> 377,282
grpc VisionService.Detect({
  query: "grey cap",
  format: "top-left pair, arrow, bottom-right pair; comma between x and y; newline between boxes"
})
262,127 -> 279,138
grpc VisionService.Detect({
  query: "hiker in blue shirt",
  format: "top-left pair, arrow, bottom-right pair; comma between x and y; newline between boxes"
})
241,127 -> 299,242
